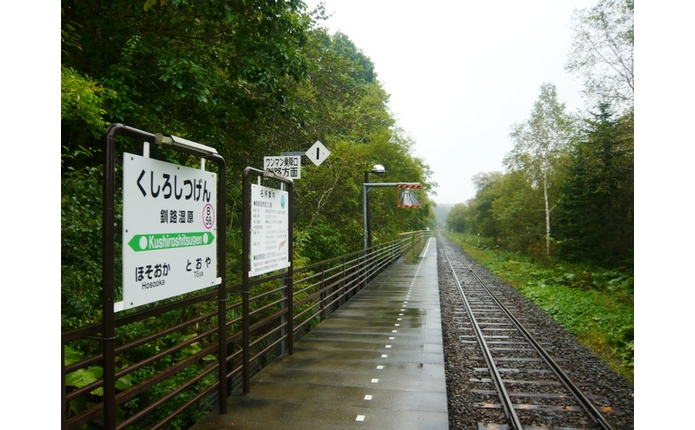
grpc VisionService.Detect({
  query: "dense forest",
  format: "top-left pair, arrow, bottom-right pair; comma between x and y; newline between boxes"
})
61,0 -> 438,330
447,0 -> 633,269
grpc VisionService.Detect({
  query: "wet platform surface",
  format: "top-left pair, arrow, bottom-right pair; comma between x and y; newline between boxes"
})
191,237 -> 448,429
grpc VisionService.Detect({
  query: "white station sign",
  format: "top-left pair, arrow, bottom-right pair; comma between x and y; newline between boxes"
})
250,183 -> 290,277
264,155 -> 301,179
121,153 -> 220,310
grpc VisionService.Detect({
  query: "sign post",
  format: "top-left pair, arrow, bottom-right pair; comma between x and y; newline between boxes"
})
241,167 -> 294,394
102,124 -> 228,428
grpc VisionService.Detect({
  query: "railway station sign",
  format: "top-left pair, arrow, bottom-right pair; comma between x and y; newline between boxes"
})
264,155 -> 301,179
250,183 -> 290,277
122,153 -> 220,310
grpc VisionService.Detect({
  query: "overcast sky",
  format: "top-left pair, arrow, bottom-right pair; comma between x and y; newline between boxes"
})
304,0 -> 599,205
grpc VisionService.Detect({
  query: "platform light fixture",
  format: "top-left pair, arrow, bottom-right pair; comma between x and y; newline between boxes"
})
154,133 -> 218,157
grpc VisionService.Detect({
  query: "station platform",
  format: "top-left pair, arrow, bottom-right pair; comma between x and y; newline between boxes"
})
191,237 -> 448,430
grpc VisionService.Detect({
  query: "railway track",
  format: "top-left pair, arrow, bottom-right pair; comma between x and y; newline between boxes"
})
441,238 -> 617,430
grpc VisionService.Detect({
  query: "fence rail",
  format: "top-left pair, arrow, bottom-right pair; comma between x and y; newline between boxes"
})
62,230 -> 428,430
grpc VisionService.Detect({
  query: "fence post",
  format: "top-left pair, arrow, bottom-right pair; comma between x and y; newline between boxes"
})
241,169 -> 251,394
320,262 -> 326,321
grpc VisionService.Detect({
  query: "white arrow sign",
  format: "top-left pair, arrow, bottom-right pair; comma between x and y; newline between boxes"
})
306,140 -> 331,166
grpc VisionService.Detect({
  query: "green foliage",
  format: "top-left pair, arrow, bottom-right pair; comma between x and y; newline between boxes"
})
61,66 -> 112,139
61,152 -> 105,330
490,169 -> 546,255
64,345 -> 135,423
555,103 -> 634,267
504,83 -> 575,257
466,172 -> 504,238
62,0 -> 313,171
446,203 -> 468,232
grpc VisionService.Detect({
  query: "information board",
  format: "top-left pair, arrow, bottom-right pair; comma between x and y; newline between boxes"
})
122,153 -> 220,310
250,183 -> 290,277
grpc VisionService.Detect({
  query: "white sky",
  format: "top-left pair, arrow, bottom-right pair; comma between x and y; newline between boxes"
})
305,0 -> 598,205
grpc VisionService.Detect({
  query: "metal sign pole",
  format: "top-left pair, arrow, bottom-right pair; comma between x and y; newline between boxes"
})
209,153 -> 227,414
104,124 -> 156,430
241,168 -> 252,394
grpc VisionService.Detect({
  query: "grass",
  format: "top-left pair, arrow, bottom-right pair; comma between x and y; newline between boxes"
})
443,232 -> 634,384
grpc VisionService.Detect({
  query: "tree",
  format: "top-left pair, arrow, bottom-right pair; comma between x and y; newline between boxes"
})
566,0 -> 634,112
466,172 -> 504,239
555,103 -> 634,267
61,0 -> 313,171
283,29 -> 434,260
504,83 -> 573,257
446,203 -> 468,232
491,170 -> 546,255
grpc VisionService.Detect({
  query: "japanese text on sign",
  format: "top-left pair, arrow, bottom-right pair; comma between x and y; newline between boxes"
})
264,155 -> 301,179
250,183 -> 289,277
122,153 -> 220,311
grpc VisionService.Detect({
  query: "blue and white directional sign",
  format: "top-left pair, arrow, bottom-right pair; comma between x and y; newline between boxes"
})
121,153 -> 220,311
250,183 -> 290,277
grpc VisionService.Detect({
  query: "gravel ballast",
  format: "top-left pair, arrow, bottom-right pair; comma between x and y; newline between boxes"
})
435,234 -> 634,429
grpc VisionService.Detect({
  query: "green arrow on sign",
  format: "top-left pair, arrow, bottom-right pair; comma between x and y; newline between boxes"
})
128,232 -> 215,252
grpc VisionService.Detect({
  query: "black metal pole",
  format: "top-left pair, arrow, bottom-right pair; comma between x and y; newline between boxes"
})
103,123 -> 155,430
287,180 -> 295,356
242,168 -> 251,394
209,153 -> 227,414
364,171 -> 372,250
103,124 -> 118,430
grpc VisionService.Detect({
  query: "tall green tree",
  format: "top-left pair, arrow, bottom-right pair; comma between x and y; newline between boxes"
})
61,0 -> 312,170
504,83 -> 573,257
491,170 -> 547,255
466,172 -> 504,239
446,203 -> 468,233
285,29 -> 434,261
555,103 -> 634,267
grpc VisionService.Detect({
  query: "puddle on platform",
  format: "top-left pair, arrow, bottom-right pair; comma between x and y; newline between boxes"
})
402,256 -> 423,265
403,307 -> 425,328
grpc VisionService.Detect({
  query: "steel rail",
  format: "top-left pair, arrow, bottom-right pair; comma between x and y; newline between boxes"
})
444,252 -> 524,430
456,252 -> 616,430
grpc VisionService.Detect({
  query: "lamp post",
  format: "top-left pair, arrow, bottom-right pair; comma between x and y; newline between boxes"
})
363,164 -> 386,250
